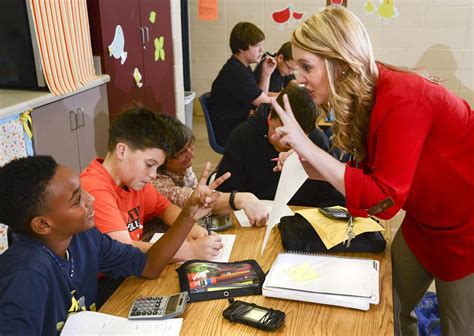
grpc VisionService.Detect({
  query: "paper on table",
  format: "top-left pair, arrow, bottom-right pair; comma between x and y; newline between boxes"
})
150,233 -> 236,263
234,200 -> 293,227
61,311 -> 182,335
261,152 -> 308,254
295,207 -> 385,249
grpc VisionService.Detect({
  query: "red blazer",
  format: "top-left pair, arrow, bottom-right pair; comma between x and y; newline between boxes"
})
345,64 -> 473,281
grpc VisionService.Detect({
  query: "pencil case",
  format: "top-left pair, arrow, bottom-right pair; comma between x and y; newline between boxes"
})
176,260 -> 266,303
278,213 -> 386,253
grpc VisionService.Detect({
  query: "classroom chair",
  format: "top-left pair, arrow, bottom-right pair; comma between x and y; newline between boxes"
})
199,92 -> 225,154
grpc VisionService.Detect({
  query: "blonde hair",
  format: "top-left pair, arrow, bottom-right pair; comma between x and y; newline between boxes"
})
292,5 -> 378,161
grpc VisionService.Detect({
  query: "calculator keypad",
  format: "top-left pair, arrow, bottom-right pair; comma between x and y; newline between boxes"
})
130,296 -> 164,317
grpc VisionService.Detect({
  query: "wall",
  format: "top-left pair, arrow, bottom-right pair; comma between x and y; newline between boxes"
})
188,0 -> 473,107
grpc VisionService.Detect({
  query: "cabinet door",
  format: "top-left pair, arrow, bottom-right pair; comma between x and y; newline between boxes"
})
74,85 -> 110,171
97,0 -> 145,119
140,0 -> 176,115
31,97 -> 81,172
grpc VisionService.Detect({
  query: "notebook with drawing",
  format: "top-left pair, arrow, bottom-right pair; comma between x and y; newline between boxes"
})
262,252 -> 379,311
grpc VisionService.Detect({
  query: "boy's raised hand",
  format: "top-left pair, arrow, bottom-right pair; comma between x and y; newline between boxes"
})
184,162 -> 231,221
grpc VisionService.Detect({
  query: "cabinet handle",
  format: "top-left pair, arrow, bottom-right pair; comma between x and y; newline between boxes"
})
76,107 -> 85,127
138,27 -> 146,49
144,26 -> 150,43
69,110 -> 77,131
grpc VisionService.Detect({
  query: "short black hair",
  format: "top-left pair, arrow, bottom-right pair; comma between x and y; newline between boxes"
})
276,41 -> 292,61
270,85 -> 318,134
0,155 -> 58,234
229,22 -> 265,54
108,106 -> 174,157
156,114 -> 195,158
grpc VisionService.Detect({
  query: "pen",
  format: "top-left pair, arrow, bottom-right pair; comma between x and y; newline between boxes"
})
205,215 -> 212,235
189,270 -> 254,289
270,157 -> 279,162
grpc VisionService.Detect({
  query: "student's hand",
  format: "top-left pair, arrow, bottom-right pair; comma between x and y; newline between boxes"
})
262,55 -> 277,76
235,193 -> 269,227
270,95 -> 314,158
272,149 -> 294,172
189,234 -> 224,260
187,224 -> 208,240
184,162 -> 231,221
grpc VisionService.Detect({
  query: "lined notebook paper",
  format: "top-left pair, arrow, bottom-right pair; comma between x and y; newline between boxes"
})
263,252 -> 379,311
61,311 -> 182,335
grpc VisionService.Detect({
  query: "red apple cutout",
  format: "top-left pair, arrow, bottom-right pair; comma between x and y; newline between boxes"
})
272,7 -> 291,24
293,11 -> 304,20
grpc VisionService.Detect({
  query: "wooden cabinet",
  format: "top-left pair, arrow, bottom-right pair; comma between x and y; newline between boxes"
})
31,85 -> 109,172
88,0 -> 175,120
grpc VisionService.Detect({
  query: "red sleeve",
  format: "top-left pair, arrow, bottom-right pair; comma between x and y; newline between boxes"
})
141,184 -> 171,221
345,100 -> 433,219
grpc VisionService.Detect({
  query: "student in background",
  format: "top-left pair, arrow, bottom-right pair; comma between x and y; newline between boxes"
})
254,41 -> 298,95
271,6 -> 473,335
210,22 -> 276,146
215,84 -> 345,207
151,114 -> 268,227
0,155 -> 224,335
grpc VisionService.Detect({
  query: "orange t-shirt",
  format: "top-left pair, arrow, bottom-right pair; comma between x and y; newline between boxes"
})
80,158 -> 170,241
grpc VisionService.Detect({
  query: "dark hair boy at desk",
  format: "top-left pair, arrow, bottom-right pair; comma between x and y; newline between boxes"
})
0,155 -> 225,335
254,41 -> 298,96
215,84 -> 344,207
210,21 -> 276,146
80,107 -> 224,261
151,113 -> 268,227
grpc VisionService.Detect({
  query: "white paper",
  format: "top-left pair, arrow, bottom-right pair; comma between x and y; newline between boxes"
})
234,200 -> 293,227
61,311 -> 182,335
150,233 -> 236,263
261,153 -> 308,253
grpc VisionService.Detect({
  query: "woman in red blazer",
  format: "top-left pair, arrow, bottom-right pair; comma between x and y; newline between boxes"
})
272,5 -> 473,336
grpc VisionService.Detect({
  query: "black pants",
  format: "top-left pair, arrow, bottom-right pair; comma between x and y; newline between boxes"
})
96,276 -> 125,309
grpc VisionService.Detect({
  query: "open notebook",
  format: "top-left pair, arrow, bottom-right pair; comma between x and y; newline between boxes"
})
262,252 -> 379,311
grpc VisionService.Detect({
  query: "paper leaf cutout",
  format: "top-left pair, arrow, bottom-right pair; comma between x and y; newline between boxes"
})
149,11 -> 156,23
154,36 -> 165,61
133,67 -> 143,88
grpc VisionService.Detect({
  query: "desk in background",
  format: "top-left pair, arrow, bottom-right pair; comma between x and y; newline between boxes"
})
100,210 -> 393,335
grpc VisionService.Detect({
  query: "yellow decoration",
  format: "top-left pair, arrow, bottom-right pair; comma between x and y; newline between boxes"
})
20,109 -> 33,139
365,1 -> 375,13
149,11 -> 156,23
378,0 -> 397,19
154,36 -> 165,61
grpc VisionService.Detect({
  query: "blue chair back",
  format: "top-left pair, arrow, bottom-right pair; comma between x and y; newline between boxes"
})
199,92 -> 225,154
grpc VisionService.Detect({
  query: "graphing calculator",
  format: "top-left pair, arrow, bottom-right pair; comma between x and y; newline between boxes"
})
128,292 -> 188,320
318,207 -> 351,220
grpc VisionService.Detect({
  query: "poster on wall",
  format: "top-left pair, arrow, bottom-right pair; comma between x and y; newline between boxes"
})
326,0 -> 347,6
272,5 -> 305,30
198,0 -> 218,21
364,0 -> 399,23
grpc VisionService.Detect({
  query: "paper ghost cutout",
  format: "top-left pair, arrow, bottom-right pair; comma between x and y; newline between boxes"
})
108,25 -> 127,64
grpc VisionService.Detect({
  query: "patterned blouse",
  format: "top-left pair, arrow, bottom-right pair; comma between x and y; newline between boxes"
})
152,167 -> 198,208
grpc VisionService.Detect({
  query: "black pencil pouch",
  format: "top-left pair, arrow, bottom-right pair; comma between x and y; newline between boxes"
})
176,260 -> 266,303
278,213 -> 386,253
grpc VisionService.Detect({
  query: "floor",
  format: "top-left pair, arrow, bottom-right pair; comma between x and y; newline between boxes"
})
191,112 -> 436,292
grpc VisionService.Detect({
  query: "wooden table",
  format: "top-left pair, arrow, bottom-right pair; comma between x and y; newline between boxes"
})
100,211 -> 394,335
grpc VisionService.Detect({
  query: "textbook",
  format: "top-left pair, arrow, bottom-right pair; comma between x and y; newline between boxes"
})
262,252 -> 379,311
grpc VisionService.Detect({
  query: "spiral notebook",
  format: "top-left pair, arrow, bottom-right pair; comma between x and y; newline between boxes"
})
262,252 -> 379,311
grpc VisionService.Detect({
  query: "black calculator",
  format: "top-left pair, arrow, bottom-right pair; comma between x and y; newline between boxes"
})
128,292 -> 188,320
